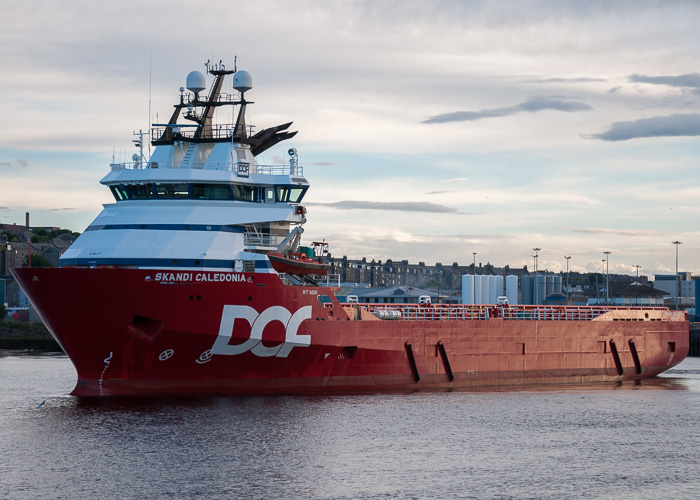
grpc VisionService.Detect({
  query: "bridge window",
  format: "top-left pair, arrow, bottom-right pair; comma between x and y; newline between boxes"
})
131,184 -> 155,199
110,182 -> 267,202
110,184 -> 155,200
156,183 -> 189,199
192,184 -> 233,200
232,184 -> 258,202
110,186 -> 127,201
276,186 -> 307,203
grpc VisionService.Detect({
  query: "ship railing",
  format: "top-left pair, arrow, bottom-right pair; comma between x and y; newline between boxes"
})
151,124 -> 250,141
318,274 -> 341,287
109,160 -> 303,176
346,303 -> 667,322
244,232 -> 280,249
278,273 -> 340,287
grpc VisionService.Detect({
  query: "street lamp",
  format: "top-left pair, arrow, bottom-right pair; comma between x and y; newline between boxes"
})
532,248 -> 540,273
603,251 -> 611,305
633,265 -> 641,306
600,259 -> 605,304
532,248 -> 540,305
672,241 -> 682,308
564,255 -> 571,299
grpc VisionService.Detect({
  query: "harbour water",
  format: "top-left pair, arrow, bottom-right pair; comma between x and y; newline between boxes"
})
2,353 -> 700,499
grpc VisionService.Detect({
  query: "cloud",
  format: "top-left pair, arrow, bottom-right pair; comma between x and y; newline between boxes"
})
586,114 -> 700,141
629,73 -> 700,93
43,208 -> 77,212
423,96 -> 592,124
0,206 -> 12,211
566,227 -> 669,237
0,159 -> 28,168
307,200 -> 467,214
524,77 -> 606,84
439,177 -> 469,183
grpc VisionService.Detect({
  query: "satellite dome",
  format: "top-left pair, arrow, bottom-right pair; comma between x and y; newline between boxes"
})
233,70 -> 253,93
186,71 -> 206,93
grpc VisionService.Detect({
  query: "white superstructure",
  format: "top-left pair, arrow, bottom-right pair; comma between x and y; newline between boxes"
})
61,61 -> 307,273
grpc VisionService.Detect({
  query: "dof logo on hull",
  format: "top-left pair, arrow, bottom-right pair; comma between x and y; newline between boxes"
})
212,305 -> 312,358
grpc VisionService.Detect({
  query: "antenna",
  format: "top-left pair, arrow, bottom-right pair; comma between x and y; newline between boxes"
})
148,52 -> 152,162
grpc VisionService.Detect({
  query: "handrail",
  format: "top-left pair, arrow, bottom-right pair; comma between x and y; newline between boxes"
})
244,232 -> 279,248
344,303 -> 669,322
110,161 -> 303,176
151,124 -> 250,141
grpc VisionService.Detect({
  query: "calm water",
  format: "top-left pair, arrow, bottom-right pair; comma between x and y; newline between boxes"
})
2,353 -> 700,500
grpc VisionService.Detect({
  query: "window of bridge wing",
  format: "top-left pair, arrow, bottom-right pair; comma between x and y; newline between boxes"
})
110,185 -> 127,201
192,184 -> 234,200
231,183 -> 258,202
155,183 -> 189,199
275,186 -> 307,203
110,184 -> 155,201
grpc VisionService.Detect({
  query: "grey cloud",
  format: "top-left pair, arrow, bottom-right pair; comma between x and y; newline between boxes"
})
586,114 -> 700,141
423,96 -> 592,124
0,206 -> 12,211
629,73 -> 700,92
0,159 -> 29,168
307,200 -> 466,214
525,77 -> 606,84
567,227 -> 668,236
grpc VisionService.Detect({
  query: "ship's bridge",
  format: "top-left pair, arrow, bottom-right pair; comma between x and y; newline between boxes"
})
100,166 -> 308,205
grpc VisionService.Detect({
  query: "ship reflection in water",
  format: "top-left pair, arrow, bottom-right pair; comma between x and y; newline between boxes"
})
2,355 -> 700,499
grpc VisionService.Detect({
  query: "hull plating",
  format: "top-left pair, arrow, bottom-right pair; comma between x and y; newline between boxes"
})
12,267 -> 689,396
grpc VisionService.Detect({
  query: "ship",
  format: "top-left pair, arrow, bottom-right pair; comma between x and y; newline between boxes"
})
12,60 -> 689,396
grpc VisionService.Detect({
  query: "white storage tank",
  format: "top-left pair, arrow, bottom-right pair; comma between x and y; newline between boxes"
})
489,275 -> 499,304
546,275 -> 554,297
536,274 -> 546,305
462,274 -> 475,304
521,276 -> 533,304
506,275 -> 518,305
495,275 -> 504,303
480,275 -> 489,305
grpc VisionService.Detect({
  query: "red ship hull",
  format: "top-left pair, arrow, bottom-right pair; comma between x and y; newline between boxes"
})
12,267 -> 690,396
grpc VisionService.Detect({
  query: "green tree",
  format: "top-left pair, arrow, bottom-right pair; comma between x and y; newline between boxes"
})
22,253 -> 53,268
32,228 -> 50,242
2,231 -> 20,242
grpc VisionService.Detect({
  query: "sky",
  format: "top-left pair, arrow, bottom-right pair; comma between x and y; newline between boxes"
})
1,0 -> 699,278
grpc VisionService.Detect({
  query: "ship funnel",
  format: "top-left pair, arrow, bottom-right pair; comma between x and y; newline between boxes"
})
186,71 -> 206,93
233,70 -> 253,93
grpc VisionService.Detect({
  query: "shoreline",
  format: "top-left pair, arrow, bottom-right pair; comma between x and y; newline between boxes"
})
0,322 -> 63,352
